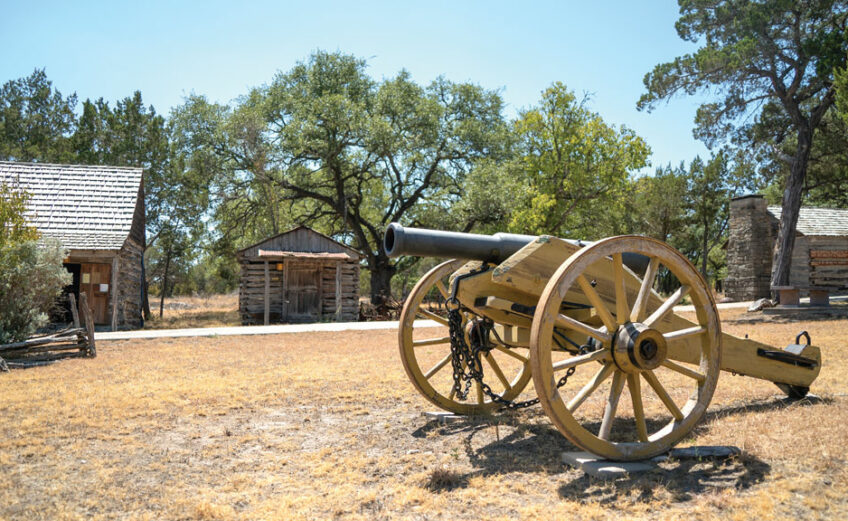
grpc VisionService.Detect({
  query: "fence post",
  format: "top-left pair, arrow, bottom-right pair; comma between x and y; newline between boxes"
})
79,293 -> 97,358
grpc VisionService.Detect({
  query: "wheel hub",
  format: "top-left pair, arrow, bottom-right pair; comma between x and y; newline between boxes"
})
613,322 -> 667,373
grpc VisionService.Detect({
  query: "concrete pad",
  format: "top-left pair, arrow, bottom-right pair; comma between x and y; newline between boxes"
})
563,446 -> 741,479
562,451 -> 655,478
423,411 -> 463,423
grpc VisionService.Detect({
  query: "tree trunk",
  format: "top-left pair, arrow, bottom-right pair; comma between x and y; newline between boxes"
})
771,126 -> 812,296
369,254 -> 397,309
701,218 -> 709,279
158,249 -> 172,319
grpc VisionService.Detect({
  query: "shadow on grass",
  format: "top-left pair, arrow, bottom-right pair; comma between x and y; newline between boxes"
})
413,394 -> 830,497
556,451 -> 770,505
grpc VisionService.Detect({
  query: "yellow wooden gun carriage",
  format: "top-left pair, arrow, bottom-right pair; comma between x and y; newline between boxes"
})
385,224 -> 822,461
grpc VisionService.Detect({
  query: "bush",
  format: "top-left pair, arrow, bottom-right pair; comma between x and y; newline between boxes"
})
0,239 -> 71,344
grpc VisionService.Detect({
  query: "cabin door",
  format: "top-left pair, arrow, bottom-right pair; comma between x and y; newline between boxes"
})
287,266 -> 320,322
80,263 -> 112,324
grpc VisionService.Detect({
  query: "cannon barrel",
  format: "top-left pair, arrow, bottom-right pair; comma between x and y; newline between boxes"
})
384,223 -> 539,264
384,223 -> 651,273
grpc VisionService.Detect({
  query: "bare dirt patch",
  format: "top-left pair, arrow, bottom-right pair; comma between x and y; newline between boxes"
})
1,309 -> 847,520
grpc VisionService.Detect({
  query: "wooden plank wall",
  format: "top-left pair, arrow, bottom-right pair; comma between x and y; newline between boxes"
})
239,258 -> 360,325
809,236 -> 848,288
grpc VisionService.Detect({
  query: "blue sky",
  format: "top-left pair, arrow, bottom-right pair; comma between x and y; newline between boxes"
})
1,0 -> 711,171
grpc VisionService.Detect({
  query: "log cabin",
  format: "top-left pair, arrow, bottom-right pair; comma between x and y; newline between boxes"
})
726,194 -> 848,301
238,226 -> 361,324
0,161 -> 145,329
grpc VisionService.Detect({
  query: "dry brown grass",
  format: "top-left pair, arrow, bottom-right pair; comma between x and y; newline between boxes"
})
145,294 -> 240,329
1,308 -> 847,520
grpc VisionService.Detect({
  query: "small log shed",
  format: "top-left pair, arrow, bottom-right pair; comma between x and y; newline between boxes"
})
0,161 -> 145,330
238,226 -> 361,324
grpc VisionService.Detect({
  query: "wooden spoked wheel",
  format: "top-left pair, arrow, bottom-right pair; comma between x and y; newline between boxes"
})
399,260 -> 533,415
529,236 -> 721,460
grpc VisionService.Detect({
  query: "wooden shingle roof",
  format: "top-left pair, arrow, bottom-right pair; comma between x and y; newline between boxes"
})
239,226 -> 361,260
767,206 -> 848,237
0,161 -> 143,250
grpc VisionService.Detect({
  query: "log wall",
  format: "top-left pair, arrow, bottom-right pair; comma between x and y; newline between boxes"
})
239,258 -> 360,325
116,238 -> 144,328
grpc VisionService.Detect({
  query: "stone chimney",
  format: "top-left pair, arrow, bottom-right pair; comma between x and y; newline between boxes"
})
725,195 -> 773,301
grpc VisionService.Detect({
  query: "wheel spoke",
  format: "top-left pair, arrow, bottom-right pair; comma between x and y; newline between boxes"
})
628,373 -> 648,442
644,285 -> 690,328
412,336 -> 451,347
612,253 -> 629,326
599,370 -> 625,440
551,348 -> 610,372
577,275 -> 617,332
642,370 -> 684,421
423,353 -> 452,380
663,326 -> 706,342
484,353 -> 511,392
554,313 -> 611,344
630,257 -> 660,322
494,344 -> 529,363
661,359 -> 706,383
415,307 -> 450,326
567,362 -> 615,412
435,280 -> 450,299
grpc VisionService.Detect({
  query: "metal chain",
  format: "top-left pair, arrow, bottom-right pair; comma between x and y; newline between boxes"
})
447,306 -> 587,410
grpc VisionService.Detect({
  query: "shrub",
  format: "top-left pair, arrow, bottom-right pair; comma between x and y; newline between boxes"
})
0,182 -> 71,343
0,239 -> 71,343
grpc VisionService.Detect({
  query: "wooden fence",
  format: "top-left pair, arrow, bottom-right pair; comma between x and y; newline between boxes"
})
0,293 -> 96,371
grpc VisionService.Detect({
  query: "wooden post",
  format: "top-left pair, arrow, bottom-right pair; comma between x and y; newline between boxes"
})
110,256 -> 120,331
68,293 -> 80,328
263,261 -> 270,326
317,265 -> 323,321
79,292 -> 96,357
335,263 -> 342,321
282,260 -> 289,322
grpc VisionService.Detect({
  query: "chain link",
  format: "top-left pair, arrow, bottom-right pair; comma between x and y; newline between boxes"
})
447,306 -> 587,410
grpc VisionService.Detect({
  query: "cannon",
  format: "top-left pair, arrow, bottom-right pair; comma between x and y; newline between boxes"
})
386,224 -> 822,461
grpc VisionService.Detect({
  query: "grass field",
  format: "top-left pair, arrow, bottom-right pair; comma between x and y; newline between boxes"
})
1,307 -> 846,520
144,294 -> 240,329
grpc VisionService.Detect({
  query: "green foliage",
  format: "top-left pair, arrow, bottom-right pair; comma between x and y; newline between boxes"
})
0,69 -> 77,162
508,84 -> 650,239
0,182 -> 40,247
0,239 -> 70,343
0,184 -> 70,342
630,164 -> 690,243
640,1 -> 846,146
178,50 -> 510,303
640,0 -> 847,287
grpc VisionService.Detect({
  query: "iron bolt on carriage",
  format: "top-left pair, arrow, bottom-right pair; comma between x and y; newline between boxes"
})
385,224 -> 822,461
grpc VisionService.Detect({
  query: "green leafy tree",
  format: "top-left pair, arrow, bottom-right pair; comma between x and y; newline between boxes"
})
195,51 -> 508,305
510,83 -> 650,239
0,69 -> 77,162
629,164 -> 689,244
639,0 -> 848,291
